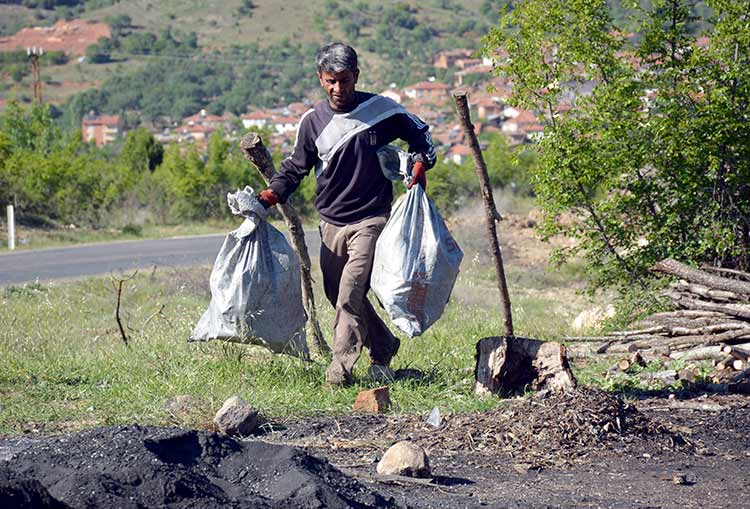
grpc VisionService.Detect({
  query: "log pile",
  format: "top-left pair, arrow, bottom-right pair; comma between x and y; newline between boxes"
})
577,259 -> 750,391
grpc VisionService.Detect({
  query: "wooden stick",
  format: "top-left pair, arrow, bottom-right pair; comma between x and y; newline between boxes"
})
239,133 -> 330,357
110,271 -> 137,348
454,92 -> 513,337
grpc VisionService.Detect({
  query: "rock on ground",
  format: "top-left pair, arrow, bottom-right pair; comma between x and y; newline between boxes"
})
377,441 -> 431,478
0,426 -> 396,509
213,395 -> 258,436
353,387 -> 391,413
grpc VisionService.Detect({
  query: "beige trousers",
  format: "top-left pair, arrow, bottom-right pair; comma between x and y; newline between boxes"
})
320,215 -> 400,383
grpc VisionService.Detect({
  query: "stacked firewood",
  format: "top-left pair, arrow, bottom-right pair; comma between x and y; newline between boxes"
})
579,258 -> 750,391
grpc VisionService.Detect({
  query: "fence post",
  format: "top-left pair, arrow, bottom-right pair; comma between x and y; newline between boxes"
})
7,205 -> 15,250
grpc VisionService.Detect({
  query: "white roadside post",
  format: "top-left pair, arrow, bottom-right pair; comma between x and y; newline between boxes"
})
7,205 -> 15,250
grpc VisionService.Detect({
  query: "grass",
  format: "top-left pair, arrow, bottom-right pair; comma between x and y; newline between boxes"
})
0,214 -> 602,434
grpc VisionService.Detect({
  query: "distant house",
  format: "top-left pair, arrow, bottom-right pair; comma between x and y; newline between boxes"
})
178,124 -> 215,143
380,89 -> 403,103
241,111 -> 272,129
269,116 -> 298,134
475,97 -> 504,120
82,114 -> 123,146
403,81 -> 451,101
433,49 -> 474,69
446,144 -> 472,165
184,109 -> 224,128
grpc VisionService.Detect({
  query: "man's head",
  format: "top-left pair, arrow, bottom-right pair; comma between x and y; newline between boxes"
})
316,43 -> 359,112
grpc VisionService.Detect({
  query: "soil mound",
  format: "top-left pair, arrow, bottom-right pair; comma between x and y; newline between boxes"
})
0,425 -> 395,509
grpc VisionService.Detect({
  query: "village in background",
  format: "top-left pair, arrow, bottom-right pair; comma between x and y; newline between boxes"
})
0,17 -> 548,166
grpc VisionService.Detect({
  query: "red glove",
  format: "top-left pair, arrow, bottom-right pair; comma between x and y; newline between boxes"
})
408,161 -> 427,190
258,189 -> 279,209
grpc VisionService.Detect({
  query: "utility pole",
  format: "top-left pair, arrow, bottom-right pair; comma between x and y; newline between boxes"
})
27,46 -> 44,104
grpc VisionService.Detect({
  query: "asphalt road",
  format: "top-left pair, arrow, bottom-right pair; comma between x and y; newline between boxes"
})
0,231 -> 321,286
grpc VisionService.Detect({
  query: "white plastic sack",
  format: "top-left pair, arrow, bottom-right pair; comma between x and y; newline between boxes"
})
371,178 -> 464,338
189,186 -> 308,357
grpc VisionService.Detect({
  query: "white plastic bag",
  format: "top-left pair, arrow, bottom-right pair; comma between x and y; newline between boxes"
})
371,150 -> 464,337
189,186 -> 308,357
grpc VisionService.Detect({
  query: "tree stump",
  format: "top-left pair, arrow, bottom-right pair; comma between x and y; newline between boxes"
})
474,336 -> 577,397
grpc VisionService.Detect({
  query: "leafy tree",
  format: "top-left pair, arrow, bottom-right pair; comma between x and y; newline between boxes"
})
119,127 -> 163,173
483,0 -> 750,294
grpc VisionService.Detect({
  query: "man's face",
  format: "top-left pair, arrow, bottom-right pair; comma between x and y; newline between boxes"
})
318,68 -> 359,111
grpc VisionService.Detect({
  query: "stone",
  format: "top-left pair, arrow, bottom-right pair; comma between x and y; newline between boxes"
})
352,387 -> 391,413
376,441 -> 431,478
213,396 -> 258,436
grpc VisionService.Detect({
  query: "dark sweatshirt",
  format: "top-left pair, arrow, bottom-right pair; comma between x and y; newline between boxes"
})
268,91 -> 436,226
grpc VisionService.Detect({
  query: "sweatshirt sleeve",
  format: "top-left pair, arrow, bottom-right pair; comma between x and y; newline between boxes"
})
394,111 -> 437,169
268,111 -> 318,204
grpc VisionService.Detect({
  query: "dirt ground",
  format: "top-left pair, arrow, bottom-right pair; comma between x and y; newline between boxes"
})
260,388 -> 750,508
2,388 -> 748,508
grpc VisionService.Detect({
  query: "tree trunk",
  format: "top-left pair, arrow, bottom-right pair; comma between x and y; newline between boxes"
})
654,258 -> 750,295
474,336 -> 577,396
453,92 -> 513,337
239,133 -> 330,358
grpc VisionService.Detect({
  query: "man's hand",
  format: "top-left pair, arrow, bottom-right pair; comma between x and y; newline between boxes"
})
258,189 -> 280,209
408,161 -> 427,190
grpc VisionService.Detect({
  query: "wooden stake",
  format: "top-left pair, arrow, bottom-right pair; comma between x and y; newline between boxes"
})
453,92 -> 513,337
239,133 -> 330,358
110,271 -> 137,348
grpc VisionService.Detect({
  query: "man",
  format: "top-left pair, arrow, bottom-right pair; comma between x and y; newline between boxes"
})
258,42 -> 436,386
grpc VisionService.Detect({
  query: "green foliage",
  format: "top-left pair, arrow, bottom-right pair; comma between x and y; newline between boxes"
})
483,0 -> 750,294
154,130 -> 265,221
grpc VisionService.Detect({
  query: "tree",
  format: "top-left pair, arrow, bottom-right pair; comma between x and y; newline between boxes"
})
483,0 -> 750,294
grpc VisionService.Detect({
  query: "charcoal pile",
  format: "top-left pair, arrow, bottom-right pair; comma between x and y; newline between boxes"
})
581,258 -> 750,391
0,426 -> 396,509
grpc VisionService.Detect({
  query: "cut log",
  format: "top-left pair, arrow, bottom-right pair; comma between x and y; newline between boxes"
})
721,344 -> 750,360
662,290 -> 750,319
640,370 -> 678,384
615,351 -> 646,371
669,322 -> 750,336
700,265 -> 750,282
653,258 -> 750,296
474,336 -> 577,396
240,133 -> 330,357
732,359 -> 746,371
648,310 -> 728,320
714,355 -> 736,371
670,280 -> 747,303
677,367 -> 698,383
669,345 -> 723,362
607,326 -> 667,337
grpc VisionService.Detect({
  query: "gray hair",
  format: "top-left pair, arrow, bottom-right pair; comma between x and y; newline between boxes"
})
316,43 -> 358,74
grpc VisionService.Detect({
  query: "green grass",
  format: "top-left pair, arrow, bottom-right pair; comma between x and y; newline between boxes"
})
0,220 -> 593,433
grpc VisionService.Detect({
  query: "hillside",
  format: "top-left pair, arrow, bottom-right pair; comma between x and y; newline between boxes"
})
0,0 -> 712,126
0,0 -> 493,118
